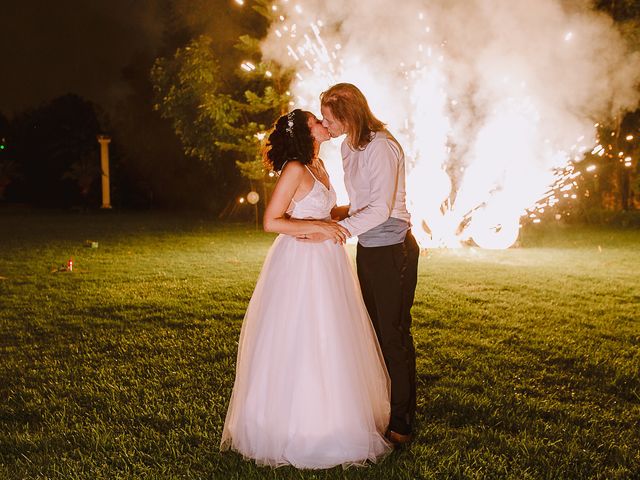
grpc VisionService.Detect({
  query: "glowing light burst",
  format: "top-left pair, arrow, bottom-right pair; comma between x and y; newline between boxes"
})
259,1 -> 640,249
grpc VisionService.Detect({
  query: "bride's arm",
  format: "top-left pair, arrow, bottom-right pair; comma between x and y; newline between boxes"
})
263,162 -> 349,243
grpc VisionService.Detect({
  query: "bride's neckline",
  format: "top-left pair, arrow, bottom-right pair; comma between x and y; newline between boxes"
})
306,162 -> 330,190
290,168 -> 332,206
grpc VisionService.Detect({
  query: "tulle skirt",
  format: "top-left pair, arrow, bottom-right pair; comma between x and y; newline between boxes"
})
220,234 -> 392,469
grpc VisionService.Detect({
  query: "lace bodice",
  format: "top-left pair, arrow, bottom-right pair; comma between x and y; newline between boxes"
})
288,166 -> 336,220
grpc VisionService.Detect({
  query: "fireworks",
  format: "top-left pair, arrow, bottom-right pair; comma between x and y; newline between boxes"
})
244,0 -> 640,248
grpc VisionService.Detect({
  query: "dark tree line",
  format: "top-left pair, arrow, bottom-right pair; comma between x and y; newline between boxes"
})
0,1 -> 264,212
1,95 -> 104,208
0,0 -> 638,221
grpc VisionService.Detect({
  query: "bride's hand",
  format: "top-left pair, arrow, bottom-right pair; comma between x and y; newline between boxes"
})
296,232 -> 328,243
298,221 -> 350,244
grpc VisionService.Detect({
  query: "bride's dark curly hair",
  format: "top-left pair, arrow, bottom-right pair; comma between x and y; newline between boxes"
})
263,109 -> 315,172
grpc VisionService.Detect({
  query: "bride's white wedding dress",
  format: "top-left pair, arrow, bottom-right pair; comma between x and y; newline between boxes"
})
220,165 -> 392,469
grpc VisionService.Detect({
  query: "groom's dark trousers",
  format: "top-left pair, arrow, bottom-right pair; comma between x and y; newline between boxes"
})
356,230 -> 420,436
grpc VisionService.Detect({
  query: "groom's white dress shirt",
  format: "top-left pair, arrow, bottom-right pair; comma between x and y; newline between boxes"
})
338,130 -> 411,244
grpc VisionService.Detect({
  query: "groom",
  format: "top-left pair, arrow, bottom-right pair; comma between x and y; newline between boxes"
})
302,83 -> 420,445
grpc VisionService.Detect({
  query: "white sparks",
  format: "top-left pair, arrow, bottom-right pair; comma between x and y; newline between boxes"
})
259,0 -> 640,249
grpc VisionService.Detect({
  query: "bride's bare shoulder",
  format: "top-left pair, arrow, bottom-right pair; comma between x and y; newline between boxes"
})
280,160 -> 306,176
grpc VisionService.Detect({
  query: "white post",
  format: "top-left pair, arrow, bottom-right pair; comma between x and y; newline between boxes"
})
97,135 -> 112,209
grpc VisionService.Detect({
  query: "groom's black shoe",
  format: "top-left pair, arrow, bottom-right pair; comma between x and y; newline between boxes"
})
386,429 -> 413,448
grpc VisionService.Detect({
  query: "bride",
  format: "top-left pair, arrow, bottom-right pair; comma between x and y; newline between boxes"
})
220,109 -> 392,469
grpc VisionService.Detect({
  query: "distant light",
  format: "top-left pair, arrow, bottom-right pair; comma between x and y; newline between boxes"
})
265,70 -> 273,78
295,4 -> 303,14
586,165 -> 596,172
533,219 -> 541,224
0,145 -> 4,150
591,145 -> 604,155
564,32 -> 573,41
240,61 -> 256,72
234,0 -> 244,5
272,5 -> 277,11
626,135 -> 634,141
247,191 -> 260,205
239,197 -> 245,204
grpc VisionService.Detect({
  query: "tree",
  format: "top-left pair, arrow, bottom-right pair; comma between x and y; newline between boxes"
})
151,0 -> 292,218
0,113 -> 20,200
9,94 -> 103,207
597,0 -> 640,22
563,1 -> 640,216
112,49 -> 219,210
62,152 -> 100,204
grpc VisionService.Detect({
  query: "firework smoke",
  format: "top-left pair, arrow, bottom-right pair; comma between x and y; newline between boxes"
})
261,0 -> 640,248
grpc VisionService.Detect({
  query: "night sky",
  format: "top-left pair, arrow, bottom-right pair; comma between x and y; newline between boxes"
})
0,0 -> 245,116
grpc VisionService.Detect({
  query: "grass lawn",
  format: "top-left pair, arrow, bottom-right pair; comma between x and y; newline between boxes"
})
0,210 -> 638,479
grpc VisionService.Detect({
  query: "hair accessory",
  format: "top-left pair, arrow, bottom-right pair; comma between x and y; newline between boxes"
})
285,111 -> 295,137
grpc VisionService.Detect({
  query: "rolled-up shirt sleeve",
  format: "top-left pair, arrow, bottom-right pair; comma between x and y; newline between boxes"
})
338,140 -> 399,237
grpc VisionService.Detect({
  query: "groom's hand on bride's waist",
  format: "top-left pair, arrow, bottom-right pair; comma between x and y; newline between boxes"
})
330,205 -> 350,221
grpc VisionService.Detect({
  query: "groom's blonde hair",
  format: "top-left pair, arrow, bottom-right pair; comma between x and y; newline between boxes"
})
320,83 -> 385,150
